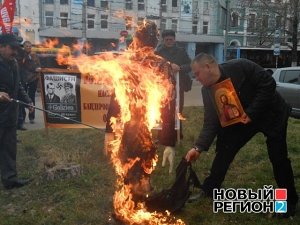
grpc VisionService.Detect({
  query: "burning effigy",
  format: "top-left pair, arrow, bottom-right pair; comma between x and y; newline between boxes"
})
56,21 -> 185,224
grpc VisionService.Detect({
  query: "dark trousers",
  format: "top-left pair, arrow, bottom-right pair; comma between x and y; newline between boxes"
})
202,120 -> 298,205
158,99 -> 177,147
26,80 -> 38,120
17,105 -> 25,128
0,126 -> 17,183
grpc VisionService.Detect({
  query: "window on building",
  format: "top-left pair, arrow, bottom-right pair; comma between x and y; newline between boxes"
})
275,16 -> 281,28
262,15 -> 269,28
172,0 -> 178,7
45,0 -> 54,4
60,0 -> 68,5
45,11 -> 54,26
125,16 -> 133,30
138,0 -> 145,11
248,14 -> 256,29
171,19 -> 177,31
203,21 -> 208,34
125,0 -> 132,10
87,0 -> 95,7
203,2 -> 209,15
192,20 -> 198,34
101,15 -> 108,29
101,1 -> 108,9
60,12 -> 68,28
87,14 -> 95,29
193,1 -> 199,15
231,12 -> 239,27
160,18 -> 166,31
162,0 -> 167,12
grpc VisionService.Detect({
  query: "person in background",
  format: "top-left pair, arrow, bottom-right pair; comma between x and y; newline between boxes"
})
155,29 -> 192,172
185,53 -> 298,218
18,40 -> 41,124
0,34 -> 33,189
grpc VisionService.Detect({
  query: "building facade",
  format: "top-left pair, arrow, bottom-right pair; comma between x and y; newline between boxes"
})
38,0 -> 227,62
227,0 -> 300,49
8,0 -> 228,62
6,0 -> 41,43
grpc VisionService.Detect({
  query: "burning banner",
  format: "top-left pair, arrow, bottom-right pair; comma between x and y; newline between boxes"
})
0,0 -> 16,34
56,21 -> 185,224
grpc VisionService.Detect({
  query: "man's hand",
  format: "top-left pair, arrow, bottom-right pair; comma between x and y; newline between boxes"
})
28,102 -> 34,113
241,112 -> 251,124
171,63 -> 180,73
185,148 -> 201,162
0,92 -> 11,102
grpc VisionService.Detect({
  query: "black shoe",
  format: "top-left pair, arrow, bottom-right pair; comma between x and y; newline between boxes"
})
283,203 -> 297,218
17,126 -> 27,131
3,178 -> 31,190
29,120 -> 34,124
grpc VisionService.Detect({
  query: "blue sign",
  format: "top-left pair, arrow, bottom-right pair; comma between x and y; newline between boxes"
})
273,48 -> 280,56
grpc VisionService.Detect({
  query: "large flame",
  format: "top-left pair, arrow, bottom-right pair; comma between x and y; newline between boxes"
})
53,25 -> 185,224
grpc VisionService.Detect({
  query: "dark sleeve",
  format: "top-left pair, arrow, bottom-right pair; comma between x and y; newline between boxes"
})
179,48 -> 191,73
194,87 -> 220,151
18,82 -> 32,104
25,56 -> 39,73
242,60 -> 277,121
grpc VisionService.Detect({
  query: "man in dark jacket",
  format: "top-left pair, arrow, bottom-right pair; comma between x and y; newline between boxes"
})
185,53 -> 298,218
155,29 -> 192,173
0,34 -> 33,189
18,41 -> 41,124
156,30 -> 192,114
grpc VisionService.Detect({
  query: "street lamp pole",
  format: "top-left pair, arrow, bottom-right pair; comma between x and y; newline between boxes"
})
159,0 -> 163,41
82,0 -> 88,54
224,0 -> 230,62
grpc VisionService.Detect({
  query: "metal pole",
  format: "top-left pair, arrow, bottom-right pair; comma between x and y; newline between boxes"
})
159,0 -> 163,41
82,0 -> 88,54
11,98 -> 101,130
224,0 -> 230,62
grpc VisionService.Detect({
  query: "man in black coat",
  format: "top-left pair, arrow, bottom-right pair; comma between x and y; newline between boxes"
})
185,53 -> 298,218
0,34 -> 33,189
156,30 -> 192,115
18,41 -> 41,124
155,30 -> 192,172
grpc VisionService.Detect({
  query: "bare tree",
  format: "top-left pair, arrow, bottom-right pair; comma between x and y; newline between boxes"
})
239,0 -> 299,65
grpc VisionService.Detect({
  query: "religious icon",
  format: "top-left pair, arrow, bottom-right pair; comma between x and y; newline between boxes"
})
211,78 -> 245,127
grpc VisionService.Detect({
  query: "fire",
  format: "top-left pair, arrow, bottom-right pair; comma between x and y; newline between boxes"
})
54,22 -> 185,224
43,38 -> 59,49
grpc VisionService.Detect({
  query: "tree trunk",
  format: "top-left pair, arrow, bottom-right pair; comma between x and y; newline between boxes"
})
291,0 -> 299,66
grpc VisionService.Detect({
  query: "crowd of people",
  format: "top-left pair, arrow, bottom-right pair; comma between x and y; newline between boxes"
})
0,24 -> 298,219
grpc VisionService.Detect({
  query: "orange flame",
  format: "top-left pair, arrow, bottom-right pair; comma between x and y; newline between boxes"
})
43,38 -> 59,49
56,23 -> 185,224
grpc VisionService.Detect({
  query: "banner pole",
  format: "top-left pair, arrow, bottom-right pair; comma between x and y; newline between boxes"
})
176,72 -> 181,144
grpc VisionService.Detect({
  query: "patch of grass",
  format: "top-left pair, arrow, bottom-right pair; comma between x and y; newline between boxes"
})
1,106 -> 299,225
